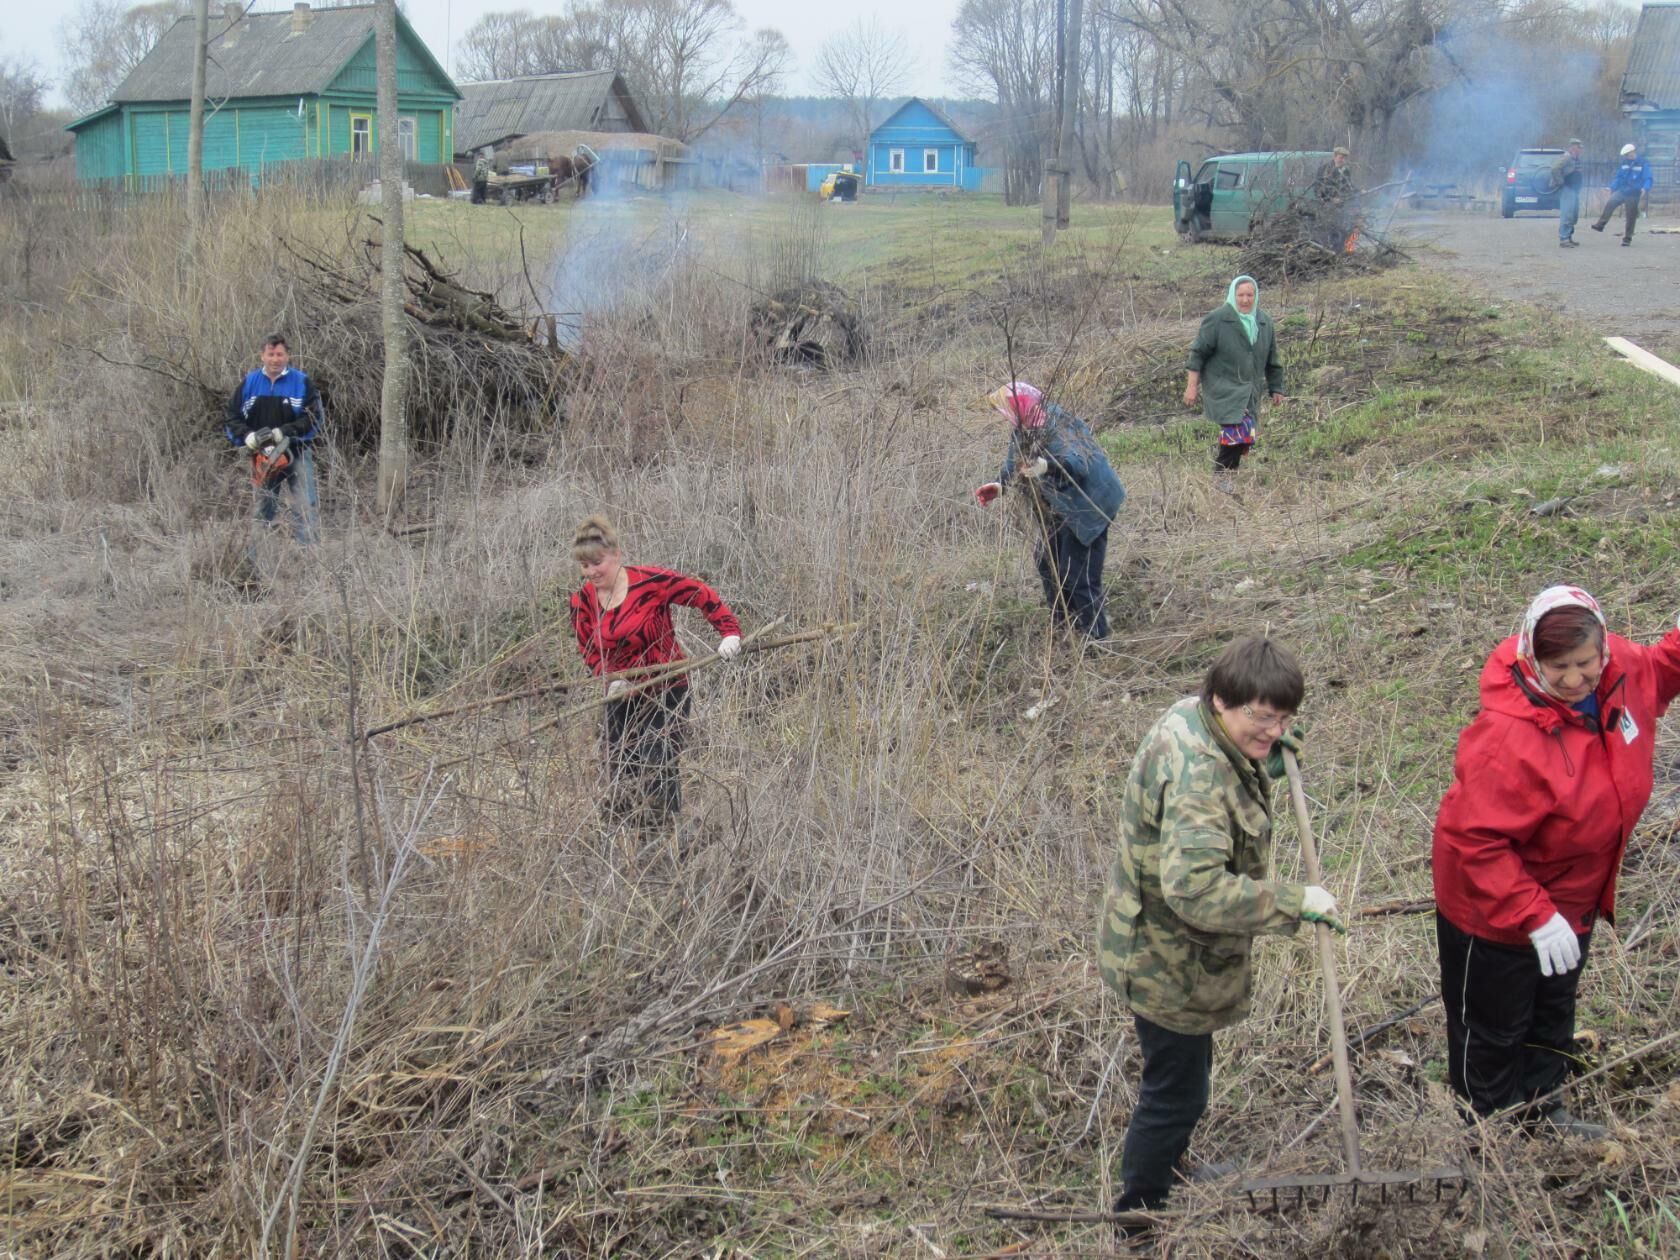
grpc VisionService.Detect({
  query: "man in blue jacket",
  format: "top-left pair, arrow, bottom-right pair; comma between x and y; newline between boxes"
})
224,334 -> 324,544
1590,143 -> 1653,246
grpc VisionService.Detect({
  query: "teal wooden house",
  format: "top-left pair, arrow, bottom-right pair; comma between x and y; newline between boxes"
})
68,2 -> 461,185
865,98 -> 985,191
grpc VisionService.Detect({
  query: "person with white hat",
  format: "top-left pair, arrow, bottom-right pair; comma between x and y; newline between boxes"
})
1590,143 -> 1653,246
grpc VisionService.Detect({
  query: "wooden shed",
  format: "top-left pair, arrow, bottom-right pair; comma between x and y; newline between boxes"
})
452,71 -> 647,158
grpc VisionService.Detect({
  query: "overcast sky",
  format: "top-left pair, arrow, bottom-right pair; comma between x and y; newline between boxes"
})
13,0 -> 967,111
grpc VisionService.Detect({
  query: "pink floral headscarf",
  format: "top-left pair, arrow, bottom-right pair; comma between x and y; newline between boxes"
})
1516,584 -> 1608,699
988,381 -> 1045,428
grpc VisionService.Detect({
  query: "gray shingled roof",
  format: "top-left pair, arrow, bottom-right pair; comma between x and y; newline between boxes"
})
453,71 -> 647,155
113,5 -> 455,103
1623,1 -> 1680,109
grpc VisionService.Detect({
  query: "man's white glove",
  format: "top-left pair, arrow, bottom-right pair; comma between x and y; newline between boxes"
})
717,635 -> 742,660
1530,912 -> 1582,977
1020,456 -> 1050,479
245,430 -> 263,450
269,432 -> 290,456
606,678 -> 629,700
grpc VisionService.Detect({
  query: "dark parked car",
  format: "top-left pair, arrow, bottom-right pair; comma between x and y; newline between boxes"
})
1502,148 -> 1564,218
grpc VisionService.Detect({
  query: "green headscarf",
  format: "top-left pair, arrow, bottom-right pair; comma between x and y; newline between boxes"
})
1226,274 -> 1260,344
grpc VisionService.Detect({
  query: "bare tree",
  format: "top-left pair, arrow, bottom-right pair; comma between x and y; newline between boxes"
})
455,10 -> 536,81
950,0 -> 1056,205
0,57 -> 48,152
59,0 -> 193,115
375,0 -> 408,519
813,19 -> 913,154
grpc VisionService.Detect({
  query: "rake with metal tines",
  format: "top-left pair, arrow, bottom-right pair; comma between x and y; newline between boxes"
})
1236,748 -> 1466,1212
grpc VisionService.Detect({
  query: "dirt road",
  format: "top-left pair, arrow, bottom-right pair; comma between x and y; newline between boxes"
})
1395,208 -> 1680,354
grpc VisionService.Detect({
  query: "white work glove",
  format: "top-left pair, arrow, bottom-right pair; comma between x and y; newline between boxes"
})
1530,912 -> 1582,977
606,678 -> 629,700
717,635 -> 742,660
1301,885 -> 1346,934
269,432 -> 290,455
1020,456 -> 1050,479
245,430 -> 263,450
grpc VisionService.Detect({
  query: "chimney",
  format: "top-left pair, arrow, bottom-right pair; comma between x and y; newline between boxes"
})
291,2 -> 312,33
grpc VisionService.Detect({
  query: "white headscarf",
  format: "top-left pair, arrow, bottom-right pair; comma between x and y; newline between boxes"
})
1515,584 -> 1608,700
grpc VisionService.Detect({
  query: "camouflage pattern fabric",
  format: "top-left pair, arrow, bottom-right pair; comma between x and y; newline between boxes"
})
1098,696 -> 1306,1034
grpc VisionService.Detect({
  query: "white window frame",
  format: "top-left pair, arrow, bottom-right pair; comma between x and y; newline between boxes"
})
350,113 -> 372,158
923,148 -> 939,173
398,115 -> 417,161
889,148 -> 905,173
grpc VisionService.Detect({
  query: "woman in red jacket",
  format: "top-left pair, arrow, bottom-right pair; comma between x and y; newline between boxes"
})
1434,585 -> 1680,1136
570,516 -> 742,827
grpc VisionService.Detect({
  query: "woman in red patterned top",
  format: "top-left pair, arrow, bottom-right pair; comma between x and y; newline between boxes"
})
570,515 -> 742,826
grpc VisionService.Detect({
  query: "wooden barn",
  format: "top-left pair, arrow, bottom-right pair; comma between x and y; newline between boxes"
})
452,71 -> 647,158
865,98 -> 985,192
1621,1 -> 1680,197
66,2 -> 461,186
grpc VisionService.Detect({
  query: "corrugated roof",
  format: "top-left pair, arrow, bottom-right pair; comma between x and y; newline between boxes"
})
453,71 -> 647,154
1623,2 -> 1680,109
111,5 -> 457,103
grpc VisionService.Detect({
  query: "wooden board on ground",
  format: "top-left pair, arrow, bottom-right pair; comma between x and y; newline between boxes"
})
1604,337 -> 1680,390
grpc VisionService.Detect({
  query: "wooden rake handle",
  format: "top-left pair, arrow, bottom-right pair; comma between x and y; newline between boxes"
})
1282,747 -> 1363,1178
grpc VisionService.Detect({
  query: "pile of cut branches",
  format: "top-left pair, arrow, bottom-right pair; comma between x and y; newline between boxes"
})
280,231 -> 572,446
1237,200 -> 1409,285
749,280 -> 865,369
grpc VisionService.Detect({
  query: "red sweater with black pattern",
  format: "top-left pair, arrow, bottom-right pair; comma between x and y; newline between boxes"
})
570,566 -> 741,684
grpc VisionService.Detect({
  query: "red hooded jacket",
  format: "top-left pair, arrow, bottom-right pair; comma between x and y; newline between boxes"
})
1433,629 -> 1680,946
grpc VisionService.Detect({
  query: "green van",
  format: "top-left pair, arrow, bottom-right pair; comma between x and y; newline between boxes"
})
1173,151 -> 1334,242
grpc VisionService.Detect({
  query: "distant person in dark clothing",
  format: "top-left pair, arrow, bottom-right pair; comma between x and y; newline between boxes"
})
974,382 -> 1126,640
470,148 -> 491,204
224,334 -> 323,544
1552,139 -> 1584,247
1313,146 -> 1353,206
1310,147 -> 1354,249
1591,144 -> 1653,245
1186,277 -> 1284,492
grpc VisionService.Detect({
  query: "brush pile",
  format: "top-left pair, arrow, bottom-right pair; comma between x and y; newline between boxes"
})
1237,199 -> 1409,285
280,231 -> 571,446
749,280 -> 865,368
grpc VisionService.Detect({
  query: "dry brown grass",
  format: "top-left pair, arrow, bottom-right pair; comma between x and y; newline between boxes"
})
3,184 -> 1680,1257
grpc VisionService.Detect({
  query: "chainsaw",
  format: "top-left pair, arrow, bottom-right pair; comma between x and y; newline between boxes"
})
250,428 -> 293,488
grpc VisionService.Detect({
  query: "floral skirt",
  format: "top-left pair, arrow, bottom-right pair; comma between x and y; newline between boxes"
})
1218,412 -> 1257,446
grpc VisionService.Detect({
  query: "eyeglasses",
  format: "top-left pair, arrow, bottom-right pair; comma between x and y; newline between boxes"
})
1241,704 -> 1294,734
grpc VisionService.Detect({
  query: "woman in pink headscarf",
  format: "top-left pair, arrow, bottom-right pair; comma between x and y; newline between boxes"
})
974,382 -> 1125,638
1433,585 -> 1680,1137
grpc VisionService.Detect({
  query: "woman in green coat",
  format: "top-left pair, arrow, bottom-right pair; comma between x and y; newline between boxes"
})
1184,275 -> 1285,487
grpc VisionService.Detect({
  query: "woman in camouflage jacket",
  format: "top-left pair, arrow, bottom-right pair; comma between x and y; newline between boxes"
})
1097,637 -> 1340,1216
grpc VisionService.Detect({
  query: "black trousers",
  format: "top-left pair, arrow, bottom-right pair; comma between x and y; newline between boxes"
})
1034,523 -> 1110,638
602,684 -> 691,826
1116,1014 -> 1214,1209
1436,911 -> 1591,1118
1214,443 -> 1250,472
1593,191 -> 1641,241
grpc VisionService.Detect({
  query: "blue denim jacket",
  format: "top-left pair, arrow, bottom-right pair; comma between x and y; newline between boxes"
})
999,403 -> 1126,545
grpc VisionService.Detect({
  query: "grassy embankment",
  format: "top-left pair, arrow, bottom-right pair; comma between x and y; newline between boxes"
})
2,186 -> 1679,1256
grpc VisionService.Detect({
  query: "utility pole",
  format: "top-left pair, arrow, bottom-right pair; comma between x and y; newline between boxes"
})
185,0 -> 210,256
1040,0 -> 1084,242
374,0 -> 409,520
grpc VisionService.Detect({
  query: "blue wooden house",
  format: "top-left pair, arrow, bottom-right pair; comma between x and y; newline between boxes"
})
865,98 -> 984,191
67,2 -> 461,185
